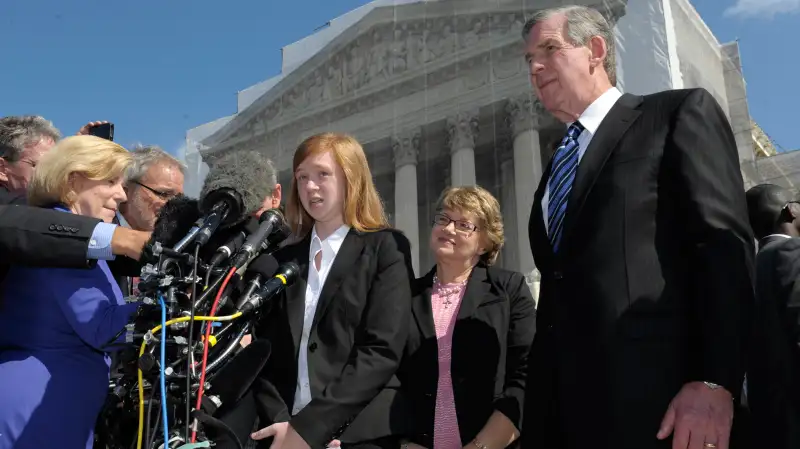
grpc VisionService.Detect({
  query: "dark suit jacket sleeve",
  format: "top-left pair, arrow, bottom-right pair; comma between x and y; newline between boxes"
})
291,231 -> 413,447
667,88 -> 755,394
774,240 -> 800,400
493,272 -> 537,430
0,205 -> 100,267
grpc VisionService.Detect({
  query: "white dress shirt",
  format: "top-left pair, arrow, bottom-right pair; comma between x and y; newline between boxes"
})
542,87 -> 623,232
291,224 -> 351,415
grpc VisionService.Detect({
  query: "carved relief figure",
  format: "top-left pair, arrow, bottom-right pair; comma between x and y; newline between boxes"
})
406,23 -> 424,69
307,72 -> 324,104
392,28 -> 407,73
324,55 -> 343,100
368,29 -> 389,82
421,28 -> 435,63
345,41 -> 365,92
434,23 -> 456,59
461,18 -> 483,48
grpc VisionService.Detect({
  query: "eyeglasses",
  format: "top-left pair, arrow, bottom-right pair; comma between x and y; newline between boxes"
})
134,181 -> 177,200
433,213 -> 478,234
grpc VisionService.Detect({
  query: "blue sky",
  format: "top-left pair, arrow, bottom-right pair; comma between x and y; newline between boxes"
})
2,0 -> 797,157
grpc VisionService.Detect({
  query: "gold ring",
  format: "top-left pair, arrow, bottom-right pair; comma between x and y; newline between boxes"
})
704,444 -> 717,448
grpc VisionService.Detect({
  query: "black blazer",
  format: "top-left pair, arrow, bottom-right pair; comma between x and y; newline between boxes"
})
252,228 -> 413,448
394,264 -> 536,448
747,236 -> 800,448
0,187 -> 100,268
523,88 -> 755,449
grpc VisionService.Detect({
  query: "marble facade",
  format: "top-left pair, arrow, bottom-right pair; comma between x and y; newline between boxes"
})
187,0 -> 758,300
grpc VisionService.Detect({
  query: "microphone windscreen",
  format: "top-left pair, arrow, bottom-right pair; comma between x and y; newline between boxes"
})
200,150 -> 276,220
151,194 -> 201,248
246,254 -> 279,279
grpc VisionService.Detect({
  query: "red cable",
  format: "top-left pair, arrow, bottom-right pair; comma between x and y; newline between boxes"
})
191,266 -> 237,442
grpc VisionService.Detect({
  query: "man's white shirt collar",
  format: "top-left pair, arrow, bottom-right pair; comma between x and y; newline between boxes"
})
572,86 -> 623,134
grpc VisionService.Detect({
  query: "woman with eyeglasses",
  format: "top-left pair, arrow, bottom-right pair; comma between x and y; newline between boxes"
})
392,186 -> 536,449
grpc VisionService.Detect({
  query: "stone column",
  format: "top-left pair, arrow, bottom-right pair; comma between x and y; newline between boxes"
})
506,95 -> 544,302
446,110 -> 479,187
500,156 -> 518,271
392,128 -> 421,276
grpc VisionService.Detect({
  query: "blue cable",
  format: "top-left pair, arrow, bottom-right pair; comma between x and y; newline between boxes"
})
158,296 -> 169,448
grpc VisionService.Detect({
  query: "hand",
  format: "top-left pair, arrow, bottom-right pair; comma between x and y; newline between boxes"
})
251,422 -> 289,449
280,425 -> 311,449
111,227 -> 151,260
326,440 -> 341,448
657,381 -> 734,449
76,121 -> 109,135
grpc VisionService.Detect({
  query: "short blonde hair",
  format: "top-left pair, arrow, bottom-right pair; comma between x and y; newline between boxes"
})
436,185 -> 505,265
287,132 -> 389,238
28,135 -> 132,207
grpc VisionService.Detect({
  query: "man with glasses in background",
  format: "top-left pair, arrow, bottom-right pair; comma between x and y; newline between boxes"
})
118,144 -> 185,232
114,145 -> 184,297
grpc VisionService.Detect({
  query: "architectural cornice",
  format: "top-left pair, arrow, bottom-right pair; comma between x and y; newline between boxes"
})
203,6 -> 530,150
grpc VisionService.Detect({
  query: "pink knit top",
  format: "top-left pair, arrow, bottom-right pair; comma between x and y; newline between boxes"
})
431,274 -> 467,449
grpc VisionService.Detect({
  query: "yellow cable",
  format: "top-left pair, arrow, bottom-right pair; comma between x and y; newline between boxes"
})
135,312 -> 243,449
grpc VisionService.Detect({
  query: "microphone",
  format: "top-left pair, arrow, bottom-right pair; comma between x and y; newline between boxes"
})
207,215 -> 263,267
239,262 -> 300,314
197,150 -> 280,247
266,215 -> 291,248
207,230 -> 246,267
235,254 -> 280,310
195,188 -> 244,247
230,209 -> 286,268
143,195 -> 202,260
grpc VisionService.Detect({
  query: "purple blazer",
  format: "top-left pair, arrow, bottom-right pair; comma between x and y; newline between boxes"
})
0,207 -> 140,449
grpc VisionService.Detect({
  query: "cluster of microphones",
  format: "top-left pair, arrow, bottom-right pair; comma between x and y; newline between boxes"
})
98,166 -> 303,449
143,174 -> 300,316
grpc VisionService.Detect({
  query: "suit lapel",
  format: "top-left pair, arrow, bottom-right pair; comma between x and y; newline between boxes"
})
285,236 -> 311,351
560,94 -> 642,246
310,229 -> 365,330
411,269 -> 436,341
456,265 -> 493,320
532,156 -> 556,262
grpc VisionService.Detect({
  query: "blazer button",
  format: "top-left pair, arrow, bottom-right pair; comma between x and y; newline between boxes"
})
56,225 -> 64,232
309,342 -> 318,352
49,224 -> 56,231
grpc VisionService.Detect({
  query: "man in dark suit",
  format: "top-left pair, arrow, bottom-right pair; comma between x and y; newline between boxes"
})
0,116 -> 150,273
744,184 -> 800,449
521,6 -> 754,449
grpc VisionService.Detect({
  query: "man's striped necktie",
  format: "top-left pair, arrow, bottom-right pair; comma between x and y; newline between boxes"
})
547,122 -> 585,252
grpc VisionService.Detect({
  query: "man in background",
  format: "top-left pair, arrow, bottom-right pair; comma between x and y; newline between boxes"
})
745,184 -> 800,449
0,116 -> 60,201
118,145 -> 185,232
